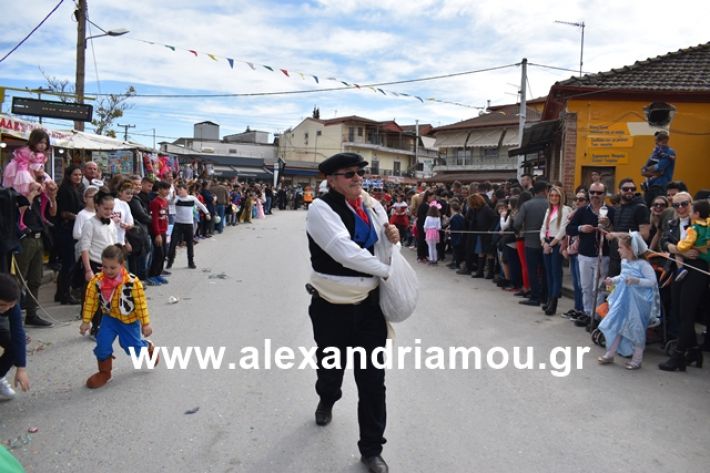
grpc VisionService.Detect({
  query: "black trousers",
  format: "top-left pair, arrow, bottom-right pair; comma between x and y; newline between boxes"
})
149,233 -> 166,278
672,259 -> 709,351
309,290 -> 387,457
168,223 -> 195,265
416,226 -> 428,260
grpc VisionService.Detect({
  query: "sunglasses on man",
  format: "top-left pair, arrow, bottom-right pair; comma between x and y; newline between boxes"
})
621,186 -> 636,192
332,169 -> 366,178
589,190 -> 604,195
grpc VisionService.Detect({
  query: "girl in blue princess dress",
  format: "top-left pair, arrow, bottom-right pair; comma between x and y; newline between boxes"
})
597,232 -> 660,370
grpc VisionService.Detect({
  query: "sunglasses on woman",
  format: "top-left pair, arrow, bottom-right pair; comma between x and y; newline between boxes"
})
672,201 -> 690,209
332,169 -> 366,178
652,202 -> 667,209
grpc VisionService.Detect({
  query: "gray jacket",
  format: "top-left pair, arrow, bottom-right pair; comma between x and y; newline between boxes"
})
514,195 -> 549,249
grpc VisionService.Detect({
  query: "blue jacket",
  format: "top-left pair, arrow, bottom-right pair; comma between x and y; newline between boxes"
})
644,145 -> 676,187
449,214 -> 465,246
0,304 -> 26,369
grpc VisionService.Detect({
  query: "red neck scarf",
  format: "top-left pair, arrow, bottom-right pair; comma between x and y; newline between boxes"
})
100,268 -> 125,302
347,197 -> 369,224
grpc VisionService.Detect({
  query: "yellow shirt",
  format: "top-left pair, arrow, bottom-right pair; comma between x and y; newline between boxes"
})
82,270 -> 150,325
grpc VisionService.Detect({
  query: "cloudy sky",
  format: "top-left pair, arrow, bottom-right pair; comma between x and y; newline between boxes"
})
1,0 -> 709,148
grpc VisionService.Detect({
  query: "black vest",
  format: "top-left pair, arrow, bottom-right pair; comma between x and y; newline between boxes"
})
307,191 -> 376,278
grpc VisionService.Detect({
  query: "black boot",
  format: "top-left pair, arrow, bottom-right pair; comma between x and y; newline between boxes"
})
484,258 -> 495,279
545,297 -> 558,316
472,256 -> 485,278
659,349 -> 687,372
685,347 -> 704,368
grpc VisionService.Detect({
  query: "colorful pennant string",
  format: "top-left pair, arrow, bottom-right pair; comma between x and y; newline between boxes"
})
130,37 -> 477,108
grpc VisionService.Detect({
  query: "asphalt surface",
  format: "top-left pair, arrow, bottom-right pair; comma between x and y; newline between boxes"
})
2,209 -> 709,473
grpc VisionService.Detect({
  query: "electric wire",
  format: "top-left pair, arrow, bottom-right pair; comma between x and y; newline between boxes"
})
0,0 -> 66,64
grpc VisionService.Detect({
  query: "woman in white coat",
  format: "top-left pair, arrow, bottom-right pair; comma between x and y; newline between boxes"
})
539,186 -> 572,315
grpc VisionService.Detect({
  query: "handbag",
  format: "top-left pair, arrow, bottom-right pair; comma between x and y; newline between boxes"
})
379,243 -> 418,323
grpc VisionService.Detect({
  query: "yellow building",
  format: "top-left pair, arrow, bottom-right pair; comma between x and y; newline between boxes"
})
517,42 -> 710,197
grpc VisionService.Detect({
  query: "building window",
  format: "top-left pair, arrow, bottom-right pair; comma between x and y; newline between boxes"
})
393,161 -> 401,176
316,130 -> 322,136
348,127 -> 355,141
483,148 -> 498,159
370,159 -> 380,175
304,132 -> 309,145
229,149 -> 237,154
357,127 -> 363,137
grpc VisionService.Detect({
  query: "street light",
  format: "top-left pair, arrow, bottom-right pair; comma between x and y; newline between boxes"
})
554,20 -> 585,76
74,0 -> 129,131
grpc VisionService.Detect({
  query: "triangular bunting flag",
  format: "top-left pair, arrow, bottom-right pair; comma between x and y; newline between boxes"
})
263,65 -> 274,71
354,84 -> 361,88
340,81 -> 350,86
298,72 -> 305,80
280,69 -> 289,77
208,54 -> 218,61
165,45 -> 176,51
312,75 -> 319,83
188,50 -> 198,57
247,62 -> 256,70
415,96 -> 424,103
227,58 -> 234,69
377,88 -> 386,95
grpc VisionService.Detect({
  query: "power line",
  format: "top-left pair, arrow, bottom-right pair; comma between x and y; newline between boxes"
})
528,62 -> 589,74
83,63 -> 519,101
0,0 -> 66,64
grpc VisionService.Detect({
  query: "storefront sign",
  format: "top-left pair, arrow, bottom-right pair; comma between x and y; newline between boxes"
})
590,151 -> 629,165
588,123 -> 633,148
0,114 -> 70,142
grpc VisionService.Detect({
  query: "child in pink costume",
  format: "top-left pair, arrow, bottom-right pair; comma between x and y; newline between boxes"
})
2,129 -> 54,231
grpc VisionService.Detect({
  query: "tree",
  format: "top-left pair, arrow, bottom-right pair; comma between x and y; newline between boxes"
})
91,86 -> 136,138
41,68 -> 136,137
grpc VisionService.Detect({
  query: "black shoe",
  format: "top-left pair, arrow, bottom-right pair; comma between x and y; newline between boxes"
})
25,314 -> 53,327
574,315 -> 590,327
314,401 -> 332,426
54,293 -> 61,302
659,349 -> 687,372
188,262 -> 197,269
361,455 -> 389,473
685,347 -> 704,368
455,269 -> 470,275
545,297 -> 558,316
162,269 -> 172,275
60,295 -> 80,305
513,290 -> 530,298
166,262 -> 173,270
518,299 -> 541,306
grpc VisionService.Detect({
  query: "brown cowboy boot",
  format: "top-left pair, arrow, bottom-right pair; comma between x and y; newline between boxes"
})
146,340 -> 160,367
86,358 -> 113,389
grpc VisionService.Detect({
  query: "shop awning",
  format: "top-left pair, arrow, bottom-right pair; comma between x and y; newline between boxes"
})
433,131 -> 470,148
500,128 -> 519,147
508,119 -> 561,156
433,129 -> 502,148
465,129 -> 502,148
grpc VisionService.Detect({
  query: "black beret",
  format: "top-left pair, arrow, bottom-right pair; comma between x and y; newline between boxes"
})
318,152 -> 368,175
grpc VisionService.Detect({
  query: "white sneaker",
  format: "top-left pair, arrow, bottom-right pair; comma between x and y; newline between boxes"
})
0,376 -> 16,401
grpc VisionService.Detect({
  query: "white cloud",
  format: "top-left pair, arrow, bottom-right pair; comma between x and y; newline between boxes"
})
2,0 -> 710,147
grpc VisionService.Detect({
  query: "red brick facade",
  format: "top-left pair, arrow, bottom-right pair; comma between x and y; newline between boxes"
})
561,113 -> 577,196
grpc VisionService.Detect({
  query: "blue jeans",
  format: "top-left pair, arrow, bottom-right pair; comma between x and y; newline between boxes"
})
569,255 -> 583,310
94,315 -> 148,361
265,196 -> 272,214
525,246 -> 544,302
215,204 -> 226,233
542,244 -> 563,299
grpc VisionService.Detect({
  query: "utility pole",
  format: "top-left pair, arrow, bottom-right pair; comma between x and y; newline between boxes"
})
117,123 -> 135,141
152,128 -> 156,151
74,0 -> 87,131
517,58 -> 527,180
414,119 -> 419,178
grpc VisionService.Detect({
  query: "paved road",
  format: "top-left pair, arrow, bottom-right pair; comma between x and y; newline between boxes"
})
2,210 -> 709,473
